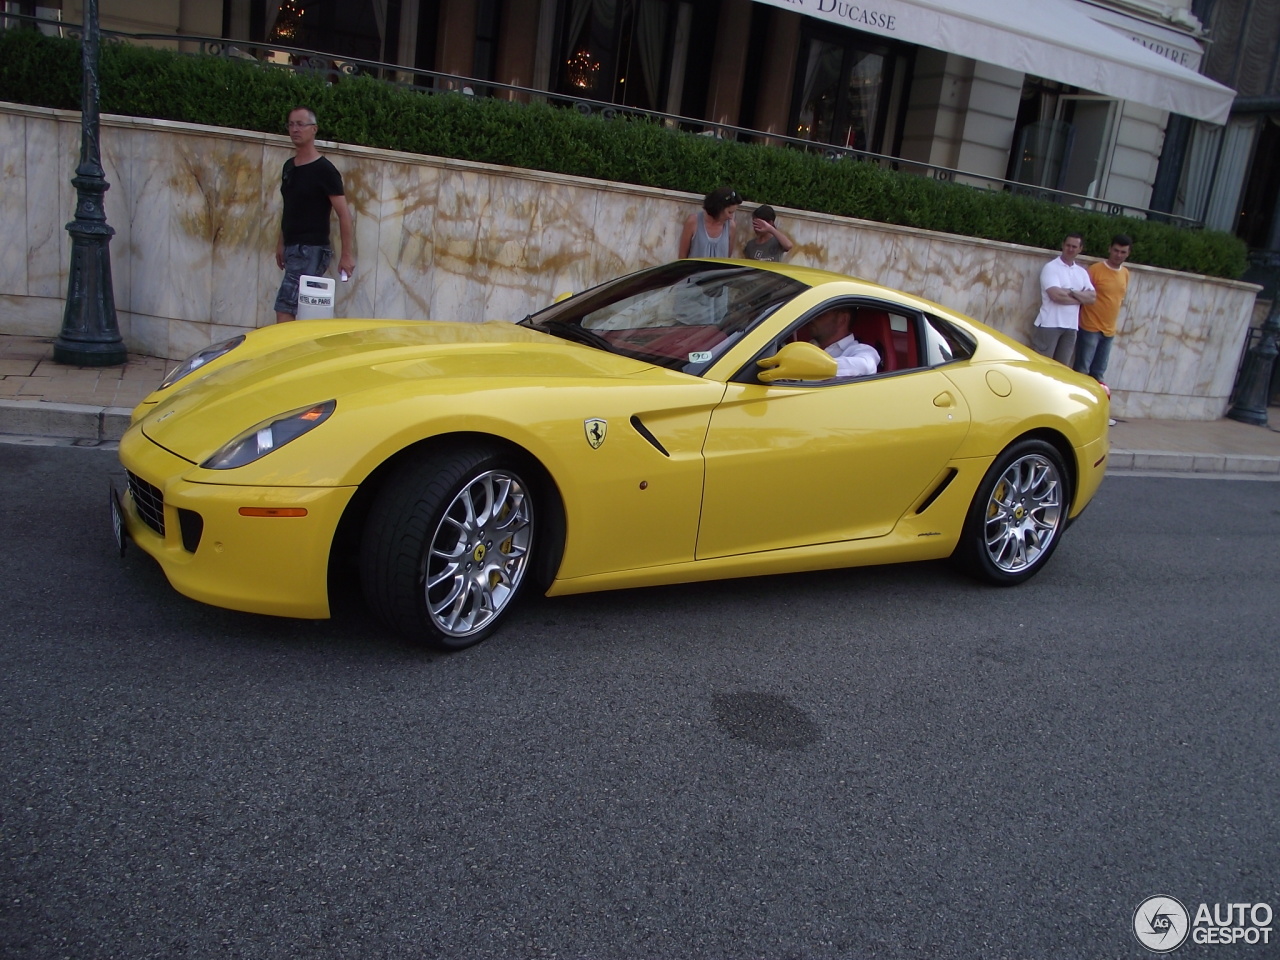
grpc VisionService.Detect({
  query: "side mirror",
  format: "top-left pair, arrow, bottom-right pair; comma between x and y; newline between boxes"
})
756,341 -> 838,382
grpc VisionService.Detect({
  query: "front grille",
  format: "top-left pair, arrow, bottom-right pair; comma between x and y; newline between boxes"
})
126,471 -> 165,537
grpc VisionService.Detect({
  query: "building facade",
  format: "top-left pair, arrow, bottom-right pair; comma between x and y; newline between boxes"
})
1147,0 -> 1280,295
29,0 -> 1248,230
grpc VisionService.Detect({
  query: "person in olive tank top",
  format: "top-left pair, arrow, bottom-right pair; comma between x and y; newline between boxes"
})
678,186 -> 741,259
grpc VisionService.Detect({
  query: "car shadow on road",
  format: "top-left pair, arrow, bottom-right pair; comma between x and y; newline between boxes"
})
113,540 -> 986,664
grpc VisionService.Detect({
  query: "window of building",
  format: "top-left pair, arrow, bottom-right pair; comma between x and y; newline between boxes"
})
1008,78 -> 1117,198
789,23 -> 896,153
473,0 -> 501,81
1054,96 -> 1118,198
265,0 -> 386,62
1238,115 -> 1280,250
553,0 -> 682,111
1009,77 -> 1068,187
414,0 -> 440,72
1171,117 -> 1260,232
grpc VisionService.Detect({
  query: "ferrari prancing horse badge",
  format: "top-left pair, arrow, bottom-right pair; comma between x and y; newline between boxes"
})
584,418 -> 607,449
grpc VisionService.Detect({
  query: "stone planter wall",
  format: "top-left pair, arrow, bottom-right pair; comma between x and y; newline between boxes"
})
0,102 -> 1259,420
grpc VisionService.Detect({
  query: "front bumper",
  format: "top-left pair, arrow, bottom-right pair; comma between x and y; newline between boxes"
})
118,430 -> 356,619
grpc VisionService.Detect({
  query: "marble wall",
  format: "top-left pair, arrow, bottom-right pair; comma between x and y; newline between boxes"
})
0,101 -> 1259,420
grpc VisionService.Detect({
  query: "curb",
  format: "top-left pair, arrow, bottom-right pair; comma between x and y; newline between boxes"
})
0,399 -> 133,443
1107,447 -> 1280,477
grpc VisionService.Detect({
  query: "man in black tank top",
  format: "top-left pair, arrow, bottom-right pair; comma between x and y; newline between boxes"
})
273,107 -> 355,322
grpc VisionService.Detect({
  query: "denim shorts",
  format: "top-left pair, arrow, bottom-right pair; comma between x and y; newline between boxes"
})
274,244 -> 332,315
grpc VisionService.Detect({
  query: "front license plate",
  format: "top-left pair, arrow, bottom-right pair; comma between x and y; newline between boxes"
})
109,482 -> 127,557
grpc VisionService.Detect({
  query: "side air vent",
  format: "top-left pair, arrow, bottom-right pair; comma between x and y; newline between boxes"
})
177,509 -> 204,553
915,468 -> 958,514
629,416 -> 670,457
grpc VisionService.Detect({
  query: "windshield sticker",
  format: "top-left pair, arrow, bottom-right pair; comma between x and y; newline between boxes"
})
688,351 -> 714,363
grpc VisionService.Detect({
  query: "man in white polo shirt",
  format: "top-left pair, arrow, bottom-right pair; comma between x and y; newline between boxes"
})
1031,233 -> 1096,365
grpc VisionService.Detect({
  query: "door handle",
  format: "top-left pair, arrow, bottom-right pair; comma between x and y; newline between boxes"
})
933,391 -> 955,408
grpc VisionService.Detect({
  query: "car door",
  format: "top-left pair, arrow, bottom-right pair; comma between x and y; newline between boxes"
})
696,305 -> 972,559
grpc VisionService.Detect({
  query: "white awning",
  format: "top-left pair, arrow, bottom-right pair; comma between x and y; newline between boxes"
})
752,0 -> 1235,124
1075,1 -> 1204,73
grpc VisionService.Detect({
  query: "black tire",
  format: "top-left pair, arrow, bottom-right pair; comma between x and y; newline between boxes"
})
953,438 -> 1070,586
360,445 -> 536,650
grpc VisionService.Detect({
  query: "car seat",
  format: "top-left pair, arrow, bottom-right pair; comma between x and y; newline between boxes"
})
850,309 -> 896,371
893,327 -> 919,369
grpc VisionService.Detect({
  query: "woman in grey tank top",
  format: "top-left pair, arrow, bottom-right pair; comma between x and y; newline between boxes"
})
678,186 -> 741,259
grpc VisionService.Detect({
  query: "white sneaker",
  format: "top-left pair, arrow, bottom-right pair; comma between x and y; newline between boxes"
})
1108,418 -> 1117,426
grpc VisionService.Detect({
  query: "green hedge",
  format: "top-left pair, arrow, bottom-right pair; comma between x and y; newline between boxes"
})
0,27 -> 1249,279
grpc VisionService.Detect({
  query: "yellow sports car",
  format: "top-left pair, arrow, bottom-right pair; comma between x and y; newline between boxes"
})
114,260 -> 1109,649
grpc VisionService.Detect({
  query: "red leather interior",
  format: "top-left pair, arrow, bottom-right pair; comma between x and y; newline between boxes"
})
893,329 -> 918,369
789,308 -> 920,373
850,309 -> 896,372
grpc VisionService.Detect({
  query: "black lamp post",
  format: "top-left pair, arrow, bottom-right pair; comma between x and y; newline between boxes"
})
1226,297 -> 1280,426
53,0 -> 126,367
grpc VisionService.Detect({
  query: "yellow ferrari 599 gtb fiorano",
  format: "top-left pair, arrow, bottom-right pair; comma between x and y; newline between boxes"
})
114,260 -> 1109,649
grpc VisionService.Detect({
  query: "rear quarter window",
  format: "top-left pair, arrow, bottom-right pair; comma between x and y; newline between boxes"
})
923,314 -> 976,365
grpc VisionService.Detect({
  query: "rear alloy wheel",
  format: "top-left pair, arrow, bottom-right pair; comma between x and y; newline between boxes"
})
361,447 -> 536,649
954,439 -> 1069,585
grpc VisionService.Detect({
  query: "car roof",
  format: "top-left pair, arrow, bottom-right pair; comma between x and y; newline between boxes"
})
691,257 -> 921,302
687,257 -> 863,287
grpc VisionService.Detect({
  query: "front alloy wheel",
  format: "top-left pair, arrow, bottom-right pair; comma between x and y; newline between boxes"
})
423,468 -> 533,639
361,446 -> 536,650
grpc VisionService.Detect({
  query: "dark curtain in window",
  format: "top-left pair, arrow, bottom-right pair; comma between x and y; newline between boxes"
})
555,0 -> 674,110
790,25 -> 891,152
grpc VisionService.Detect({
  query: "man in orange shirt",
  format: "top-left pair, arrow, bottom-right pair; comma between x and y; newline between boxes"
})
1074,234 -> 1132,385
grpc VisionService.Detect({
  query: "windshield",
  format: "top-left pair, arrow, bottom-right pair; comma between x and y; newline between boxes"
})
520,261 -> 809,375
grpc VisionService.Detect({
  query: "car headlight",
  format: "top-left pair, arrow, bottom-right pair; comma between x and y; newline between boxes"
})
202,400 -> 336,470
160,336 -> 246,390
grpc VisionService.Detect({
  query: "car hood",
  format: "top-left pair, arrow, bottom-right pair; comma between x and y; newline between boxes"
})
139,320 -> 661,462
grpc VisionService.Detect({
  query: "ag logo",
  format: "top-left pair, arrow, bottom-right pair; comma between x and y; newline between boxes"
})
584,418 -> 607,449
1134,896 -> 1190,953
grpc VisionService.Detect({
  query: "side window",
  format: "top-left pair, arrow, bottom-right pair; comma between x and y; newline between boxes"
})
922,314 -> 976,365
840,303 -> 923,373
766,300 -> 927,376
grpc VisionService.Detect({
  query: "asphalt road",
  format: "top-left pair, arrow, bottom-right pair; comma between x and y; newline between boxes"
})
2,444 -> 1277,960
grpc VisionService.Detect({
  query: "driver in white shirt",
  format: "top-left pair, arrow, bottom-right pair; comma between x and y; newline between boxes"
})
807,306 -> 880,377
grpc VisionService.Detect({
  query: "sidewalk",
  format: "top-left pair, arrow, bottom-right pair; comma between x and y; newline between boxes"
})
0,334 -> 169,444
2,333 -> 1279,476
